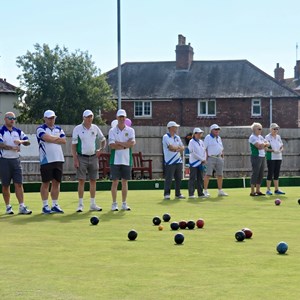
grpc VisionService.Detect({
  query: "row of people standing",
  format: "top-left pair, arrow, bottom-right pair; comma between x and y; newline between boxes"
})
162,122 -> 228,200
249,122 -> 285,196
0,109 -> 135,214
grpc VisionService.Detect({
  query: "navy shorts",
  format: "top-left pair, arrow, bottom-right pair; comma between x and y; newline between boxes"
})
40,162 -> 64,183
0,158 -> 23,185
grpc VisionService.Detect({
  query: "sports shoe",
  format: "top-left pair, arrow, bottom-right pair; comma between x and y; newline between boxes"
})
42,205 -> 52,214
198,193 -> 208,198
121,202 -> 131,211
111,202 -> 119,211
51,204 -> 64,213
266,190 -> 273,195
188,195 -> 196,199
90,204 -> 102,211
176,194 -> 186,199
164,195 -> 170,200
218,190 -> 228,196
6,205 -> 14,215
204,191 -> 210,197
275,190 -> 285,195
76,204 -> 84,212
19,206 -> 32,215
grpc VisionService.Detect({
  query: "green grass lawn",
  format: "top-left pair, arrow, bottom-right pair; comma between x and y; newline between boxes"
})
0,187 -> 300,300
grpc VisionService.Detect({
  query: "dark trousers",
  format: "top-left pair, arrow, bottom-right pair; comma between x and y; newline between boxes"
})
188,167 -> 204,196
267,160 -> 282,180
250,156 -> 265,185
164,163 -> 183,197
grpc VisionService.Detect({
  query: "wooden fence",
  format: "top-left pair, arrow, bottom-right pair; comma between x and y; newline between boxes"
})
18,125 -> 300,181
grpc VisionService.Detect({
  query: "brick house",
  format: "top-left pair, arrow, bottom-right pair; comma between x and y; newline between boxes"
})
0,78 -> 20,117
104,35 -> 300,128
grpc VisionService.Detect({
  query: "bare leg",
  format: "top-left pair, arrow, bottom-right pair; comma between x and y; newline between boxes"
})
50,179 -> 60,200
204,175 -> 211,190
121,179 -> 128,202
40,182 -> 50,201
78,179 -> 85,198
2,185 -> 10,205
14,183 -> 24,204
89,179 -> 96,199
217,176 -> 223,190
111,180 -> 119,202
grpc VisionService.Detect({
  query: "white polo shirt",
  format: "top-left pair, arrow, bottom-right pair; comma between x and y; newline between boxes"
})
188,137 -> 206,167
204,134 -> 224,157
72,124 -> 105,155
265,133 -> 283,160
36,124 -> 65,165
162,133 -> 183,165
249,134 -> 266,157
0,125 -> 29,159
108,125 -> 135,166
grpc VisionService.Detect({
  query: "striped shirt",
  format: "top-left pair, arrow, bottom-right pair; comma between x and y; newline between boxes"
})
162,133 -> 183,165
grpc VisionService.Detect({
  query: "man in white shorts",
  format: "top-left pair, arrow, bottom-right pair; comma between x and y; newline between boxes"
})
108,109 -> 135,211
72,110 -> 106,212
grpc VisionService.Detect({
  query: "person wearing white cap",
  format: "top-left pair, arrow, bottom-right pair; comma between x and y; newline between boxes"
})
108,109 -> 135,211
0,112 -> 32,215
203,124 -> 228,197
162,121 -> 185,199
264,123 -> 285,195
36,110 -> 66,214
188,128 -> 207,198
72,109 -> 107,212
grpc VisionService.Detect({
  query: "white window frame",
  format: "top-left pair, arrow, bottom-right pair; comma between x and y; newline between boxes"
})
198,99 -> 216,117
251,98 -> 261,117
134,101 -> 152,117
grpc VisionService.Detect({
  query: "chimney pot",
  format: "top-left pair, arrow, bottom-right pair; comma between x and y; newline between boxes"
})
274,63 -> 284,82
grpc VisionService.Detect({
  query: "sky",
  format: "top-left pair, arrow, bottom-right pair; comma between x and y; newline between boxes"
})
0,0 -> 299,87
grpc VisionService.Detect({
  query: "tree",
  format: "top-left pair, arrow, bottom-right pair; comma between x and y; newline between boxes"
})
16,44 -> 115,124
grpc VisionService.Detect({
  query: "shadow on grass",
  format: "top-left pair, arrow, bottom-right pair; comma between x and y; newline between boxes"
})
2,209 -> 127,225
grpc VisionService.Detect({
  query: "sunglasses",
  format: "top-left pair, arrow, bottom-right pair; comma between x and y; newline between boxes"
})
257,128 -> 262,130
273,128 -> 279,130
6,116 -> 16,120
46,116 -> 56,120
214,128 -> 220,131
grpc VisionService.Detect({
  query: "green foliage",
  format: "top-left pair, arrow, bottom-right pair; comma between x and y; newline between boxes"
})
16,44 -> 115,124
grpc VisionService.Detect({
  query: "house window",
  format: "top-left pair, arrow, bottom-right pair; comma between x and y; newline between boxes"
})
198,99 -> 216,116
134,101 -> 152,117
252,99 -> 261,116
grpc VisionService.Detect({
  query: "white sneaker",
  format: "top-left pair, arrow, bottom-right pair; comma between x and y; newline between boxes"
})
176,194 -> 186,199
164,195 -> 170,200
188,195 -> 196,199
6,205 -> 14,215
90,204 -> 102,211
111,202 -> 119,211
218,190 -> 228,196
121,202 -> 131,211
204,191 -> 210,197
76,204 -> 84,212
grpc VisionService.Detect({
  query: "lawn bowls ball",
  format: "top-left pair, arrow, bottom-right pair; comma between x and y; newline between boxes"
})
163,213 -> 171,222
152,216 -> 162,226
90,216 -> 99,225
276,241 -> 288,254
128,230 -> 138,241
235,230 -> 246,242
196,219 -> 205,228
170,222 -> 180,231
274,199 -> 281,206
242,228 -> 253,239
174,233 -> 185,245
187,220 -> 195,230
179,220 -> 187,229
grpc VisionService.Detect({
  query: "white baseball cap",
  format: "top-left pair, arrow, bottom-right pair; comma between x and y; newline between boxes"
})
270,123 -> 280,129
167,121 -> 180,128
193,127 -> 204,134
44,110 -> 56,118
116,109 -> 127,117
210,124 -> 220,131
83,109 -> 94,117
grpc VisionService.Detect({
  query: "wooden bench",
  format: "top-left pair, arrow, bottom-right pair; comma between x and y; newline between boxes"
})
98,152 -> 153,179
98,152 -> 111,178
132,152 -> 153,179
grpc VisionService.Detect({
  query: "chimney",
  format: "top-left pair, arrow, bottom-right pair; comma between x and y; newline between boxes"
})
274,63 -> 284,82
176,34 -> 194,71
294,60 -> 300,79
